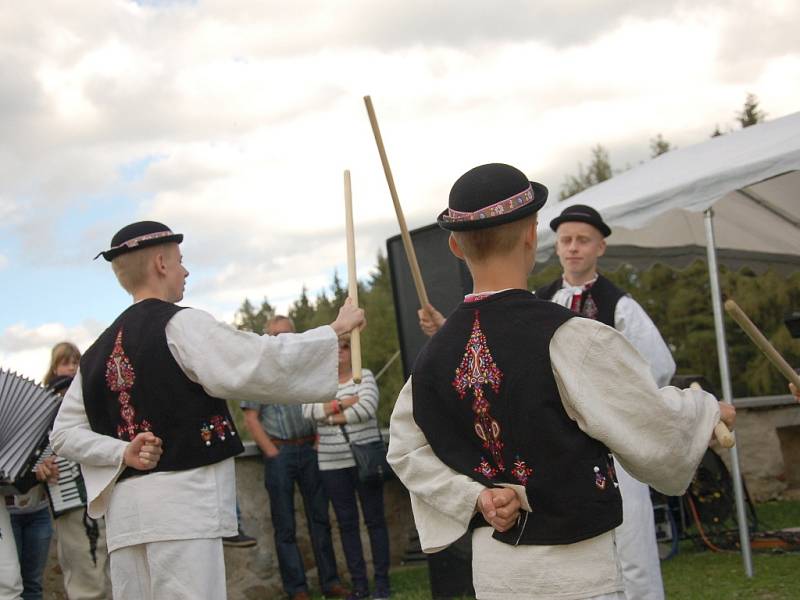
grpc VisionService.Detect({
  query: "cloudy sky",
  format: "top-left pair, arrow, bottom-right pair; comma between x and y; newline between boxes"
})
1,0 -> 798,379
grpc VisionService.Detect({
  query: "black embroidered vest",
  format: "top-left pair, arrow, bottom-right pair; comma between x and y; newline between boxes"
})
81,299 -> 244,479
535,274 -> 626,328
412,289 -> 622,546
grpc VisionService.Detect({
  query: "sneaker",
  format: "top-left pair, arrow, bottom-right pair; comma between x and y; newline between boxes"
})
323,583 -> 350,599
222,527 -> 257,548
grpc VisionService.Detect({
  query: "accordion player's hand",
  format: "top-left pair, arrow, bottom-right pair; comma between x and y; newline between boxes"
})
124,432 -> 164,471
35,456 -> 60,484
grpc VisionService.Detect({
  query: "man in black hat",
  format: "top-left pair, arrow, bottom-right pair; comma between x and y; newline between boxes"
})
536,205 -> 674,600
51,221 -> 365,600
387,163 -> 733,599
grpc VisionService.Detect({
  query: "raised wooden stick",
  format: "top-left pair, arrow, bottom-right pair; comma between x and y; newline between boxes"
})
363,95 -> 429,308
724,299 -> 800,391
690,382 -> 735,448
344,170 -> 362,384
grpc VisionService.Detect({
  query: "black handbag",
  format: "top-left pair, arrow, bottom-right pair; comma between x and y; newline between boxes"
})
339,424 -> 391,484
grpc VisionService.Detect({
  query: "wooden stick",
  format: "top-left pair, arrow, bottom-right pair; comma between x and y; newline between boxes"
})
363,95 -> 429,307
724,299 -> 800,391
344,170 -> 362,384
690,382 -> 735,448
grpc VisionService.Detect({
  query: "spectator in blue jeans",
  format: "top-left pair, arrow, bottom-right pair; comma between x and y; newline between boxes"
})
242,315 -> 348,600
7,485 -> 53,600
303,335 -> 391,600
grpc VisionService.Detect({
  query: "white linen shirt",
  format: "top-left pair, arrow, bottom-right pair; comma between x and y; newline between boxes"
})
551,282 -> 676,386
51,307 -> 338,553
387,317 -> 719,600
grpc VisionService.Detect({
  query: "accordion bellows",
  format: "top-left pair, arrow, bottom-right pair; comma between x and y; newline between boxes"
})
0,368 -> 62,492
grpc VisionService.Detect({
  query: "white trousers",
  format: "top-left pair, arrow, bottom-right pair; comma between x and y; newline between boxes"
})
54,508 -> 112,599
0,504 -> 22,600
614,459 -> 665,600
110,538 -> 226,600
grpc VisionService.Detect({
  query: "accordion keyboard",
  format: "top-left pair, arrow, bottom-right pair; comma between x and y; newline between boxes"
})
34,448 -> 87,517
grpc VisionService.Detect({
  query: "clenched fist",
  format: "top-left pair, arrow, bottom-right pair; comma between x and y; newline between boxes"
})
124,432 -> 164,471
476,487 -> 522,533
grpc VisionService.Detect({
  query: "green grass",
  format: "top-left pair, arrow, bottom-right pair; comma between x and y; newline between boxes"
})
311,500 -> 800,599
755,498 -> 800,531
662,549 -> 799,599
660,499 -> 800,599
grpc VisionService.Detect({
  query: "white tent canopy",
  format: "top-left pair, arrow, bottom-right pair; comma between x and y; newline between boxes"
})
534,111 -> 800,578
536,111 -> 800,272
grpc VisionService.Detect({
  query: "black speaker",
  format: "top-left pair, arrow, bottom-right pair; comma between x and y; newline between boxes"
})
386,223 -> 472,378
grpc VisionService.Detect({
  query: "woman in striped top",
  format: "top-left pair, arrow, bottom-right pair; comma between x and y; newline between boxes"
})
303,336 -> 390,600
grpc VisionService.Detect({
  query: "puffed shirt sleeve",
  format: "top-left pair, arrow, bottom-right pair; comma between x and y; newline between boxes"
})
50,372 -> 128,518
551,318 -> 719,496
614,296 -> 676,387
387,378 -> 486,553
166,308 -> 338,405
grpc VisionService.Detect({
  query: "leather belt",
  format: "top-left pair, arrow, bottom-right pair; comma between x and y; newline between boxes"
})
272,435 -> 316,446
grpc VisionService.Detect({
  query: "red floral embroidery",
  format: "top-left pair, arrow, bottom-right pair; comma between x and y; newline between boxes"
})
200,424 -> 213,447
474,457 -> 498,479
453,310 -> 505,472
105,329 -> 151,441
511,457 -> 533,486
200,415 -> 236,446
594,466 -> 607,490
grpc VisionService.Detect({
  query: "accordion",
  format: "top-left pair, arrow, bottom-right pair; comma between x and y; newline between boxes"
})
33,446 -> 88,516
0,369 -> 63,495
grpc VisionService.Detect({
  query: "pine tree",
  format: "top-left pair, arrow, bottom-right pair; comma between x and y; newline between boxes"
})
650,134 -> 671,157
737,93 -> 766,128
559,145 -> 613,200
289,287 -> 315,332
234,297 -> 274,333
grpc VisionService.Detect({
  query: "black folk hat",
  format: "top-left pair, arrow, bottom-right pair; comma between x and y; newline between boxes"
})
549,204 -> 612,237
437,163 -> 548,231
95,221 -> 184,261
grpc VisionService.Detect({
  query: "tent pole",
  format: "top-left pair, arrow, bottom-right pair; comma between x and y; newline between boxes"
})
703,208 -> 754,577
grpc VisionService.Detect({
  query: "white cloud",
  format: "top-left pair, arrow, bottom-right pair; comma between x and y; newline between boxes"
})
0,320 -> 105,380
0,0 -> 798,330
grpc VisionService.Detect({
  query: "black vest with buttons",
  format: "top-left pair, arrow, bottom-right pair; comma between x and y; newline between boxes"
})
412,289 -> 622,546
81,299 -> 244,480
535,274 -> 626,328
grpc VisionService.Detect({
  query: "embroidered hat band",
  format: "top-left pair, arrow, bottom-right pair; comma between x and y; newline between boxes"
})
96,221 -> 184,261
442,185 -> 535,223
111,230 -> 178,251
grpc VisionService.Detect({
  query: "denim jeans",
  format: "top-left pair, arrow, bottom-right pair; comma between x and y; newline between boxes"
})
10,506 -> 53,600
264,442 -> 341,596
320,467 -> 390,597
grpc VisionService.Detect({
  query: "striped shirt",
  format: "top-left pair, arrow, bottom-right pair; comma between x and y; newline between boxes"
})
303,369 -> 381,471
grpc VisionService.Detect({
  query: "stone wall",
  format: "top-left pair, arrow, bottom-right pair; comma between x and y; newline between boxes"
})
224,452 -> 415,599
717,401 -> 800,501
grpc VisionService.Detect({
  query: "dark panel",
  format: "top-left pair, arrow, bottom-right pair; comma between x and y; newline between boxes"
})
386,223 -> 473,378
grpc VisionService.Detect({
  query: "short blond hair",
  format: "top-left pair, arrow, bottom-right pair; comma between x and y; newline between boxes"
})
451,214 -> 537,262
110,244 -> 171,294
265,315 -> 295,335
